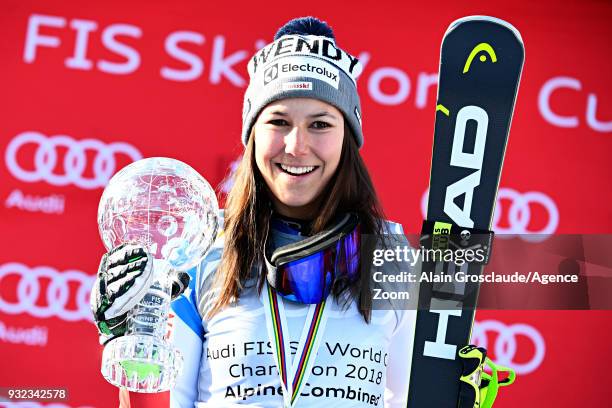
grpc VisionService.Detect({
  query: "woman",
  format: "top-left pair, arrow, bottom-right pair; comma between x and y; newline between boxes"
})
94,16 -> 416,408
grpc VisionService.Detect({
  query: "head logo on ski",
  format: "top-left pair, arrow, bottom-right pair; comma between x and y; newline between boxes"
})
463,43 -> 498,73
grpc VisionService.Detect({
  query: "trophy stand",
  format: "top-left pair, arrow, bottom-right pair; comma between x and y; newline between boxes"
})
101,259 -> 183,392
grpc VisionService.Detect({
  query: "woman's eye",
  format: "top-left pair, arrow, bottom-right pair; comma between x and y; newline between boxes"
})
268,119 -> 289,126
311,121 -> 331,129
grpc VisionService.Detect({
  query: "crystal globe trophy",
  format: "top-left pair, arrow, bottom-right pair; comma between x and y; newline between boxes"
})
97,157 -> 218,392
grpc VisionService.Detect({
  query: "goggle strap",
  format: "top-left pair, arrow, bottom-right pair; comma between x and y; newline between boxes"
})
271,213 -> 358,265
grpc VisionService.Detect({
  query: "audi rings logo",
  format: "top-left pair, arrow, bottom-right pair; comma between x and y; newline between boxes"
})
0,262 -> 94,322
5,131 -> 142,189
492,188 -> 559,241
472,320 -> 545,375
421,187 -> 559,241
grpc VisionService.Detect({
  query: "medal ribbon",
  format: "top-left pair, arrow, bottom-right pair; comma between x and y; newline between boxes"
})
263,283 -> 329,407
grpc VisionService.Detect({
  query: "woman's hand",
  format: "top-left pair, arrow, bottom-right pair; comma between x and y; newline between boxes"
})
90,244 -> 154,344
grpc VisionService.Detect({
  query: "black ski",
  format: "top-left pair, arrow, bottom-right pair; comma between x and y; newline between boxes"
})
407,16 -> 524,407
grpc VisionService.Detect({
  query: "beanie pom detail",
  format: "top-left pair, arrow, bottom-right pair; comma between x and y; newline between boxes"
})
274,16 -> 335,41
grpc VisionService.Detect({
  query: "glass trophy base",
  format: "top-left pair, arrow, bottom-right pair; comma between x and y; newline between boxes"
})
101,335 -> 183,393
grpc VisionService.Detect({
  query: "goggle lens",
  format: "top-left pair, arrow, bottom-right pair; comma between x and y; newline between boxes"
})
276,226 -> 360,303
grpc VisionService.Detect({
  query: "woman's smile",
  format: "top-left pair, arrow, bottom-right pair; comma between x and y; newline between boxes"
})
276,163 -> 319,176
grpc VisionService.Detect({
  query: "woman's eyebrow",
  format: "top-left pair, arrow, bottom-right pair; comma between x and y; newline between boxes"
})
308,112 -> 338,120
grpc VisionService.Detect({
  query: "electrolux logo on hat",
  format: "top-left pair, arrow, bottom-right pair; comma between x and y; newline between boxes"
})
262,57 -> 340,89
264,64 -> 279,85
282,63 -> 337,81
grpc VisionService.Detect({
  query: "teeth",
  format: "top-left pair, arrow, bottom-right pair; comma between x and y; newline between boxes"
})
280,164 -> 316,175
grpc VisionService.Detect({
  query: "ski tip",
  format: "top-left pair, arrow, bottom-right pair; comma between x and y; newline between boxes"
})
445,15 -> 524,45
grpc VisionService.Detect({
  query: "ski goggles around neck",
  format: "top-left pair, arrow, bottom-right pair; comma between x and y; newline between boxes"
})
264,213 -> 361,304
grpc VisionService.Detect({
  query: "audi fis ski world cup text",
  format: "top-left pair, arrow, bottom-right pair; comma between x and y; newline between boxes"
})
22,13 -> 609,131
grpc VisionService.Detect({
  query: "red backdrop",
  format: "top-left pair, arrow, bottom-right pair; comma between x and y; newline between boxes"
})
1,1 -> 611,407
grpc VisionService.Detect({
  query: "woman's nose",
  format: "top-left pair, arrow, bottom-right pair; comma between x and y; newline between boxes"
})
284,126 -> 309,156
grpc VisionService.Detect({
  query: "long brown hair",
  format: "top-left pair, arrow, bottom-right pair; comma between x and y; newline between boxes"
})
207,123 -> 388,322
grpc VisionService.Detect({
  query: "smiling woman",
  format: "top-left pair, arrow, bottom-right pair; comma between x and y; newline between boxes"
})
93,15 -> 416,408
189,16 -> 416,408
